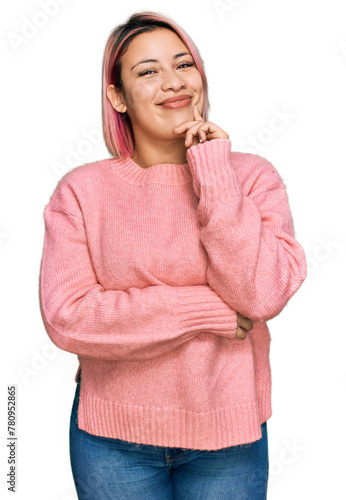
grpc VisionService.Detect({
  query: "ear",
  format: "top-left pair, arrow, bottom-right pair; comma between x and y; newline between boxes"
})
106,84 -> 127,113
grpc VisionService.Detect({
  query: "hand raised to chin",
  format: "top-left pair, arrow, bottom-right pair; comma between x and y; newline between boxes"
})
173,104 -> 229,148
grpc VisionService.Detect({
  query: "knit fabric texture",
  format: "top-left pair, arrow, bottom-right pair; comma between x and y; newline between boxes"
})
39,138 -> 306,450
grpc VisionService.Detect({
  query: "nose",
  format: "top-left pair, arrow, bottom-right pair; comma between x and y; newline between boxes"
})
160,69 -> 186,92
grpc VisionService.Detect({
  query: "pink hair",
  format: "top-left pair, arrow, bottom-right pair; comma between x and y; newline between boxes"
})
102,11 -> 210,158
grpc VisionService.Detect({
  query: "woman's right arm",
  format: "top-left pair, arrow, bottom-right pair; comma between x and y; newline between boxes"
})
39,191 -> 239,362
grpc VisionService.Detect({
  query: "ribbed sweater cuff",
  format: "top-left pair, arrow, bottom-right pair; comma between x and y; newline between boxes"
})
186,138 -> 241,198
176,286 -> 237,339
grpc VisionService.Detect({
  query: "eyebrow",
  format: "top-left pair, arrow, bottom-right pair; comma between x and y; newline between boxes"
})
131,52 -> 191,71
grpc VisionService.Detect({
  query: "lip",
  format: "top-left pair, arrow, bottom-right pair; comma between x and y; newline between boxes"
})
158,94 -> 192,105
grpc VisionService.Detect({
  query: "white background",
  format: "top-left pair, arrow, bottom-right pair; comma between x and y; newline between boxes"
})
1,0 -> 345,498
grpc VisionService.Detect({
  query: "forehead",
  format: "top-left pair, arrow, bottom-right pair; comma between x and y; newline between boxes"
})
123,29 -> 188,64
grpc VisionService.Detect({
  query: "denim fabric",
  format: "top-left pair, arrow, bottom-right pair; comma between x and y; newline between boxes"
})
69,370 -> 268,499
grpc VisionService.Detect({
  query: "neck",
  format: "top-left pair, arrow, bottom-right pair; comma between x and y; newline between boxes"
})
131,137 -> 188,169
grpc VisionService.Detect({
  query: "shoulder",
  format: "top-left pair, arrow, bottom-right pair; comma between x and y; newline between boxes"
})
44,157 -> 114,213
59,157 -> 113,187
230,149 -> 287,197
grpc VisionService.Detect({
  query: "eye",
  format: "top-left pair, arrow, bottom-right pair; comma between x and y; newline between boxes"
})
138,69 -> 156,76
138,62 -> 195,77
177,62 -> 195,69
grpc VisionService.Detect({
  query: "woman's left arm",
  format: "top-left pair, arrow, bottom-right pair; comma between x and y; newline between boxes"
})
185,137 -> 306,322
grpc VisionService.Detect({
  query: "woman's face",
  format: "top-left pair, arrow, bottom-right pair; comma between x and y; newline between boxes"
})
110,28 -> 204,145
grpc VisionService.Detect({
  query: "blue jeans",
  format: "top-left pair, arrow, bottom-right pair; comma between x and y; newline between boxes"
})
69,371 -> 268,499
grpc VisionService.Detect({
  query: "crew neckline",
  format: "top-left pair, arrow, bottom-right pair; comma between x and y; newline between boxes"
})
109,155 -> 192,186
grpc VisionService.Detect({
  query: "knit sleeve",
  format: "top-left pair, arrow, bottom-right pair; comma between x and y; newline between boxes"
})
186,138 -> 307,321
39,181 -> 238,362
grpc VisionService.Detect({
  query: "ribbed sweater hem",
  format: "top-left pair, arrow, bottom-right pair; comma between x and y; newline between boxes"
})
77,385 -> 272,451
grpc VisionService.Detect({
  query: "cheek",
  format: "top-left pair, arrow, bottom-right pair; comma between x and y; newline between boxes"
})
194,75 -> 204,93
130,83 -> 156,105
187,70 -> 203,92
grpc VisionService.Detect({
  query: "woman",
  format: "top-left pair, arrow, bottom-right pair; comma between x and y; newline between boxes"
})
39,11 -> 306,499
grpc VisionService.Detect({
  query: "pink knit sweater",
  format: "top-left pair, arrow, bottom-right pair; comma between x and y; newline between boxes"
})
39,138 -> 306,450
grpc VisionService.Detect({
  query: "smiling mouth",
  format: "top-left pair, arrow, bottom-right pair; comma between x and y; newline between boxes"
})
158,96 -> 192,106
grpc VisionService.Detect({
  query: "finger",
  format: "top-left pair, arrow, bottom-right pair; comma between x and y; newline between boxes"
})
190,135 -> 201,147
235,327 -> 246,340
198,129 -> 208,143
174,105 -> 204,133
185,123 -> 211,147
237,314 -> 253,332
174,122 -> 200,135
242,317 -> 253,332
193,104 -> 204,121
